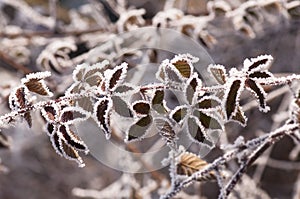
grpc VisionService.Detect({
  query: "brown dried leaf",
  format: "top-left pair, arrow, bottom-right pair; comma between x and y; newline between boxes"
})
177,152 -> 216,181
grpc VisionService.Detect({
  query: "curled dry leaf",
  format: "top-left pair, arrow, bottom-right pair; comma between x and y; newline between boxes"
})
176,152 -> 216,181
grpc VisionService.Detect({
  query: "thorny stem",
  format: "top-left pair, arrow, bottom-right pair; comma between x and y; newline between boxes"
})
160,123 -> 299,199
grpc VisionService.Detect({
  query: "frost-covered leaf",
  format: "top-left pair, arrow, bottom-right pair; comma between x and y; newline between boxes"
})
126,115 -> 153,142
164,64 -> 184,84
196,96 -> 221,110
170,105 -> 188,124
46,123 -> 56,136
9,86 -> 32,127
185,74 -> 201,105
112,96 -> 133,117
132,100 -> 150,115
249,71 -> 273,79
224,79 -> 244,120
187,116 -> 212,146
208,64 -> 227,84
58,125 -> 88,152
94,97 -> 113,139
21,71 -> 53,96
154,118 -> 176,144
243,55 -> 273,73
60,107 -> 89,124
50,132 -> 85,167
152,89 -> 167,114
41,105 -> 59,122
193,110 -> 222,130
171,54 -> 198,79
104,63 -> 128,92
172,60 -> 192,78
9,87 -> 27,110
245,79 -> 269,112
231,106 -> 247,126
114,83 -> 136,95
176,152 -> 216,181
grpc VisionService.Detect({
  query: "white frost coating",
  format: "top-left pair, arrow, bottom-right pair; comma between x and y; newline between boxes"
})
104,62 -> 128,92
222,78 -> 245,120
93,97 -> 113,140
21,71 -> 51,83
207,64 -> 228,84
242,54 -> 273,73
59,106 -> 90,125
245,80 -> 270,113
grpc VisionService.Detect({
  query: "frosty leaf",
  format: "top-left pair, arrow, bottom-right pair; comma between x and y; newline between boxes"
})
245,79 -> 269,112
171,54 -> 198,79
85,72 -> 103,87
132,101 -> 150,115
224,79 -> 243,120
50,133 -> 64,157
105,63 -> 128,91
185,75 -> 201,105
176,152 -> 216,181
231,106 -> 247,126
154,118 -> 176,144
42,105 -> 59,122
9,87 -> 32,127
60,107 -> 89,124
172,60 -> 192,78
126,115 -> 153,142
0,131 -> 10,149
170,106 -> 188,124
46,123 -> 56,136
208,64 -> 227,84
9,87 -> 27,111
164,64 -> 184,83
193,110 -> 222,130
114,83 -> 136,95
21,71 -> 53,96
94,97 -> 113,139
60,137 -> 85,167
73,64 -> 86,82
58,125 -> 88,152
249,71 -> 273,79
243,55 -> 273,73
197,96 -> 221,110
152,89 -> 167,114
188,116 -> 207,144
112,96 -> 133,117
